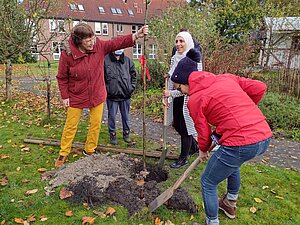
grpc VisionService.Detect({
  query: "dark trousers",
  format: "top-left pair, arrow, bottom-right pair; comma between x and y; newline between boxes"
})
173,96 -> 198,159
106,99 -> 130,134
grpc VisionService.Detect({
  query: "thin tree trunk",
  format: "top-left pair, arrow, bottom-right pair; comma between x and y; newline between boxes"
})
5,59 -> 12,101
46,61 -> 51,120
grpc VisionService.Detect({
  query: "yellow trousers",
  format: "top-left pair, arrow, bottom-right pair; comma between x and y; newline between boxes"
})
59,103 -> 104,156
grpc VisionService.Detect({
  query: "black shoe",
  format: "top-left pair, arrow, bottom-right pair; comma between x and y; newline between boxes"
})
82,150 -> 97,156
110,133 -> 118,145
123,131 -> 131,143
170,158 -> 188,168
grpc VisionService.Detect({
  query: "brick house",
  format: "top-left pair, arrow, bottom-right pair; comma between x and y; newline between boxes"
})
34,0 -> 183,61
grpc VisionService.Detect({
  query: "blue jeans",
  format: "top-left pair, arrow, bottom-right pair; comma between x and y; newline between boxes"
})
201,138 -> 271,225
106,99 -> 131,134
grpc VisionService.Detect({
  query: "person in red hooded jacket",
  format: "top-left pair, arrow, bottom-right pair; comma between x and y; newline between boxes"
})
55,23 -> 148,167
170,49 -> 272,225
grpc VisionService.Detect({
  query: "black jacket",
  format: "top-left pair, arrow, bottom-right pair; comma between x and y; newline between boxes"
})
104,53 -> 137,101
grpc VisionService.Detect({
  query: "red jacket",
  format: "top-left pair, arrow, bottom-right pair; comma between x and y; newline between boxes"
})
187,71 -> 272,152
56,34 -> 134,108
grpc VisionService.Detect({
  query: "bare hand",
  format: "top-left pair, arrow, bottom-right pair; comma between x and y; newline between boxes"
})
199,151 -> 209,161
164,90 -> 171,97
62,98 -> 70,107
134,25 -> 149,40
162,97 -> 169,107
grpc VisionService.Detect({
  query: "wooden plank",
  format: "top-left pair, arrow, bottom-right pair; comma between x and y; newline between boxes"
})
24,137 -> 179,160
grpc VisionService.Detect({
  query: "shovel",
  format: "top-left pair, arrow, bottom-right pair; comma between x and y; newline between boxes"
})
158,74 -> 170,168
149,157 -> 202,212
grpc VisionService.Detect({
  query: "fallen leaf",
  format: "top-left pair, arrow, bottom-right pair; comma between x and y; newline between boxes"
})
23,221 -> 30,225
0,175 -> 9,186
21,147 -> 30,152
26,215 -> 36,222
40,216 -> 48,221
59,187 -> 74,199
16,167 -> 21,171
154,217 -> 161,225
275,196 -> 284,200
37,168 -> 47,172
21,179 -> 30,183
262,186 -> 269,190
1,220 -> 5,225
165,220 -> 175,225
290,156 -> 298,160
93,210 -> 106,218
270,189 -> 276,194
83,202 -> 90,209
25,189 -> 38,196
249,206 -> 257,213
0,145 -> 3,149
65,211 -> 73,217
190,215 -> 194,220
7,139 -> 12,143
0,155 -> 10,159
254,198 -> 263,203
136,179 -> 145,186
105,207 -> 116,216
14,218 -> 24,224
82,216 -> 95,224
73,154 -> 78,158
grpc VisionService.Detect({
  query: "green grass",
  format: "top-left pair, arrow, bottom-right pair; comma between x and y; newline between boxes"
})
0,83 -> 300,225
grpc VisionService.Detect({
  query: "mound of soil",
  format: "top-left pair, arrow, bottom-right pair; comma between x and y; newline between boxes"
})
48,153 -> 197,215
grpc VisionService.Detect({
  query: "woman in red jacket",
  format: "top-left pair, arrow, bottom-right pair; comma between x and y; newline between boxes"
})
170,49 -> 272,225
55,23 -> 148,167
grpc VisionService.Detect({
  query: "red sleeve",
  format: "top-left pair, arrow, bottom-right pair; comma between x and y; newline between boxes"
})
225,74 -> 267,104
188,97 -> 212,152
56,51 -> 70,99
100,34 -> 135,55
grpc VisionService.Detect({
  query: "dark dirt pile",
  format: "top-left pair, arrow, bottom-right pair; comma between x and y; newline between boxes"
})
47,153 -> 197,215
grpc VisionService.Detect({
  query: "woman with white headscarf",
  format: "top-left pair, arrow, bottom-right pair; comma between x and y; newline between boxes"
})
164,31 -> 202,168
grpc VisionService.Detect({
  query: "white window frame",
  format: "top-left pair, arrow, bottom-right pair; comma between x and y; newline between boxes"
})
95,22 -> 101,35
117,24 -> 123,33
128,9 -> 134,15
57,20 -> 65,33
98,6 -> 105,13
69,3 -> 76,10
102,23 -> 108,35
52,42 -> 63,60
111,8 -> 117,14
116,8 -> 122,14
49,19 -> 57,32
49,19 -> 65,33
133,43 -> 142,59
149,44 -> 156,59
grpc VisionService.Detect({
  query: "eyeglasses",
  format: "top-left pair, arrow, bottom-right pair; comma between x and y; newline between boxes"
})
82,36 -> 96,44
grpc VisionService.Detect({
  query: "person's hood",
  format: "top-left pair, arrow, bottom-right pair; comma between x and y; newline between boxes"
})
188,71 -> 217,95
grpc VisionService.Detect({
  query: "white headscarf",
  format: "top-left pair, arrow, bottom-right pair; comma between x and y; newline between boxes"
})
168,31 -> 194,76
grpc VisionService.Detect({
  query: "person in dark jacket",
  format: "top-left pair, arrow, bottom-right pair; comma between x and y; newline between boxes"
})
171,49 -> 272,225
55,23 -> 148,167
104,49 -> 136,145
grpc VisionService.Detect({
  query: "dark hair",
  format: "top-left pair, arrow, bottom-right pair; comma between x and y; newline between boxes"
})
71,23 -> 94,47
180,28 -> 189,32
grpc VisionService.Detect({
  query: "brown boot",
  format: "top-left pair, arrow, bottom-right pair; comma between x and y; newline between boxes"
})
219,195 -> 237,219
55,155 -> 68,167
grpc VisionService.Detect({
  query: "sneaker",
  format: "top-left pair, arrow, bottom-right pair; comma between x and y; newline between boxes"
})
219,195 -> 237,219
55,155 -> 68,167
82,150 -> 97,156
123,131 -> 131,143
170,157 -> 188,168
110,133 -> 118,145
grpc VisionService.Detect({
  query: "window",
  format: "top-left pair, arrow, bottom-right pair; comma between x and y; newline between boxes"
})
69,3 -> 76,10
136,8 -> 143,14
117,24 -> 123,33
292,36 -> 300,52
132,25 -> 142,33
52,42 -> 63,60
111,8 -> 117,14
31,43 -> 39,60
73,20 -> 79,27
149,44 -> 156,59
49,20 -> 65,33
95,22 -> 101,35
102,23 -> 108,35
133,43 -> 142,59
78,4 -> 84,11
116,8 -> 122,14
128,9 -> 134,15
98,6 -> 105,13
133,2 -> 138,8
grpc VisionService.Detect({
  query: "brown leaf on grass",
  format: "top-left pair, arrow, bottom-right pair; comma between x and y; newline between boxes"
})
21,147 -> 30,152
154,217 -> 161,225
254,198 -> 263,203
93,210 -> 106,218
249,206 -> 257,213
105,207 -> 116,216
82,216 -> 95,224
0,154 -> 10,159
1,220 -> 5,225
40,171 -> 55,181
65,211 -> 73,217
136,179 -> 145,186
270,189 -> 276,194
83,202 -> 90,209
59,187 -> 74,199
275,196 -> 284,200
37,168 -> 47,172
0,145 -> 3,149
165,220 -> 175,225
26,215 -> 36,222
21,179 -> 30,183
25,189 -> 38,196
40,216 -> 48,221
14,218 -> 24,224
290,155 -> 298,160
262,186 -> 269,190
0,175 -> 8,186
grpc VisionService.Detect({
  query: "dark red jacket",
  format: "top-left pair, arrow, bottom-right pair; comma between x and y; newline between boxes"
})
56,34 -> 134,108
187,71 -> 272,152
